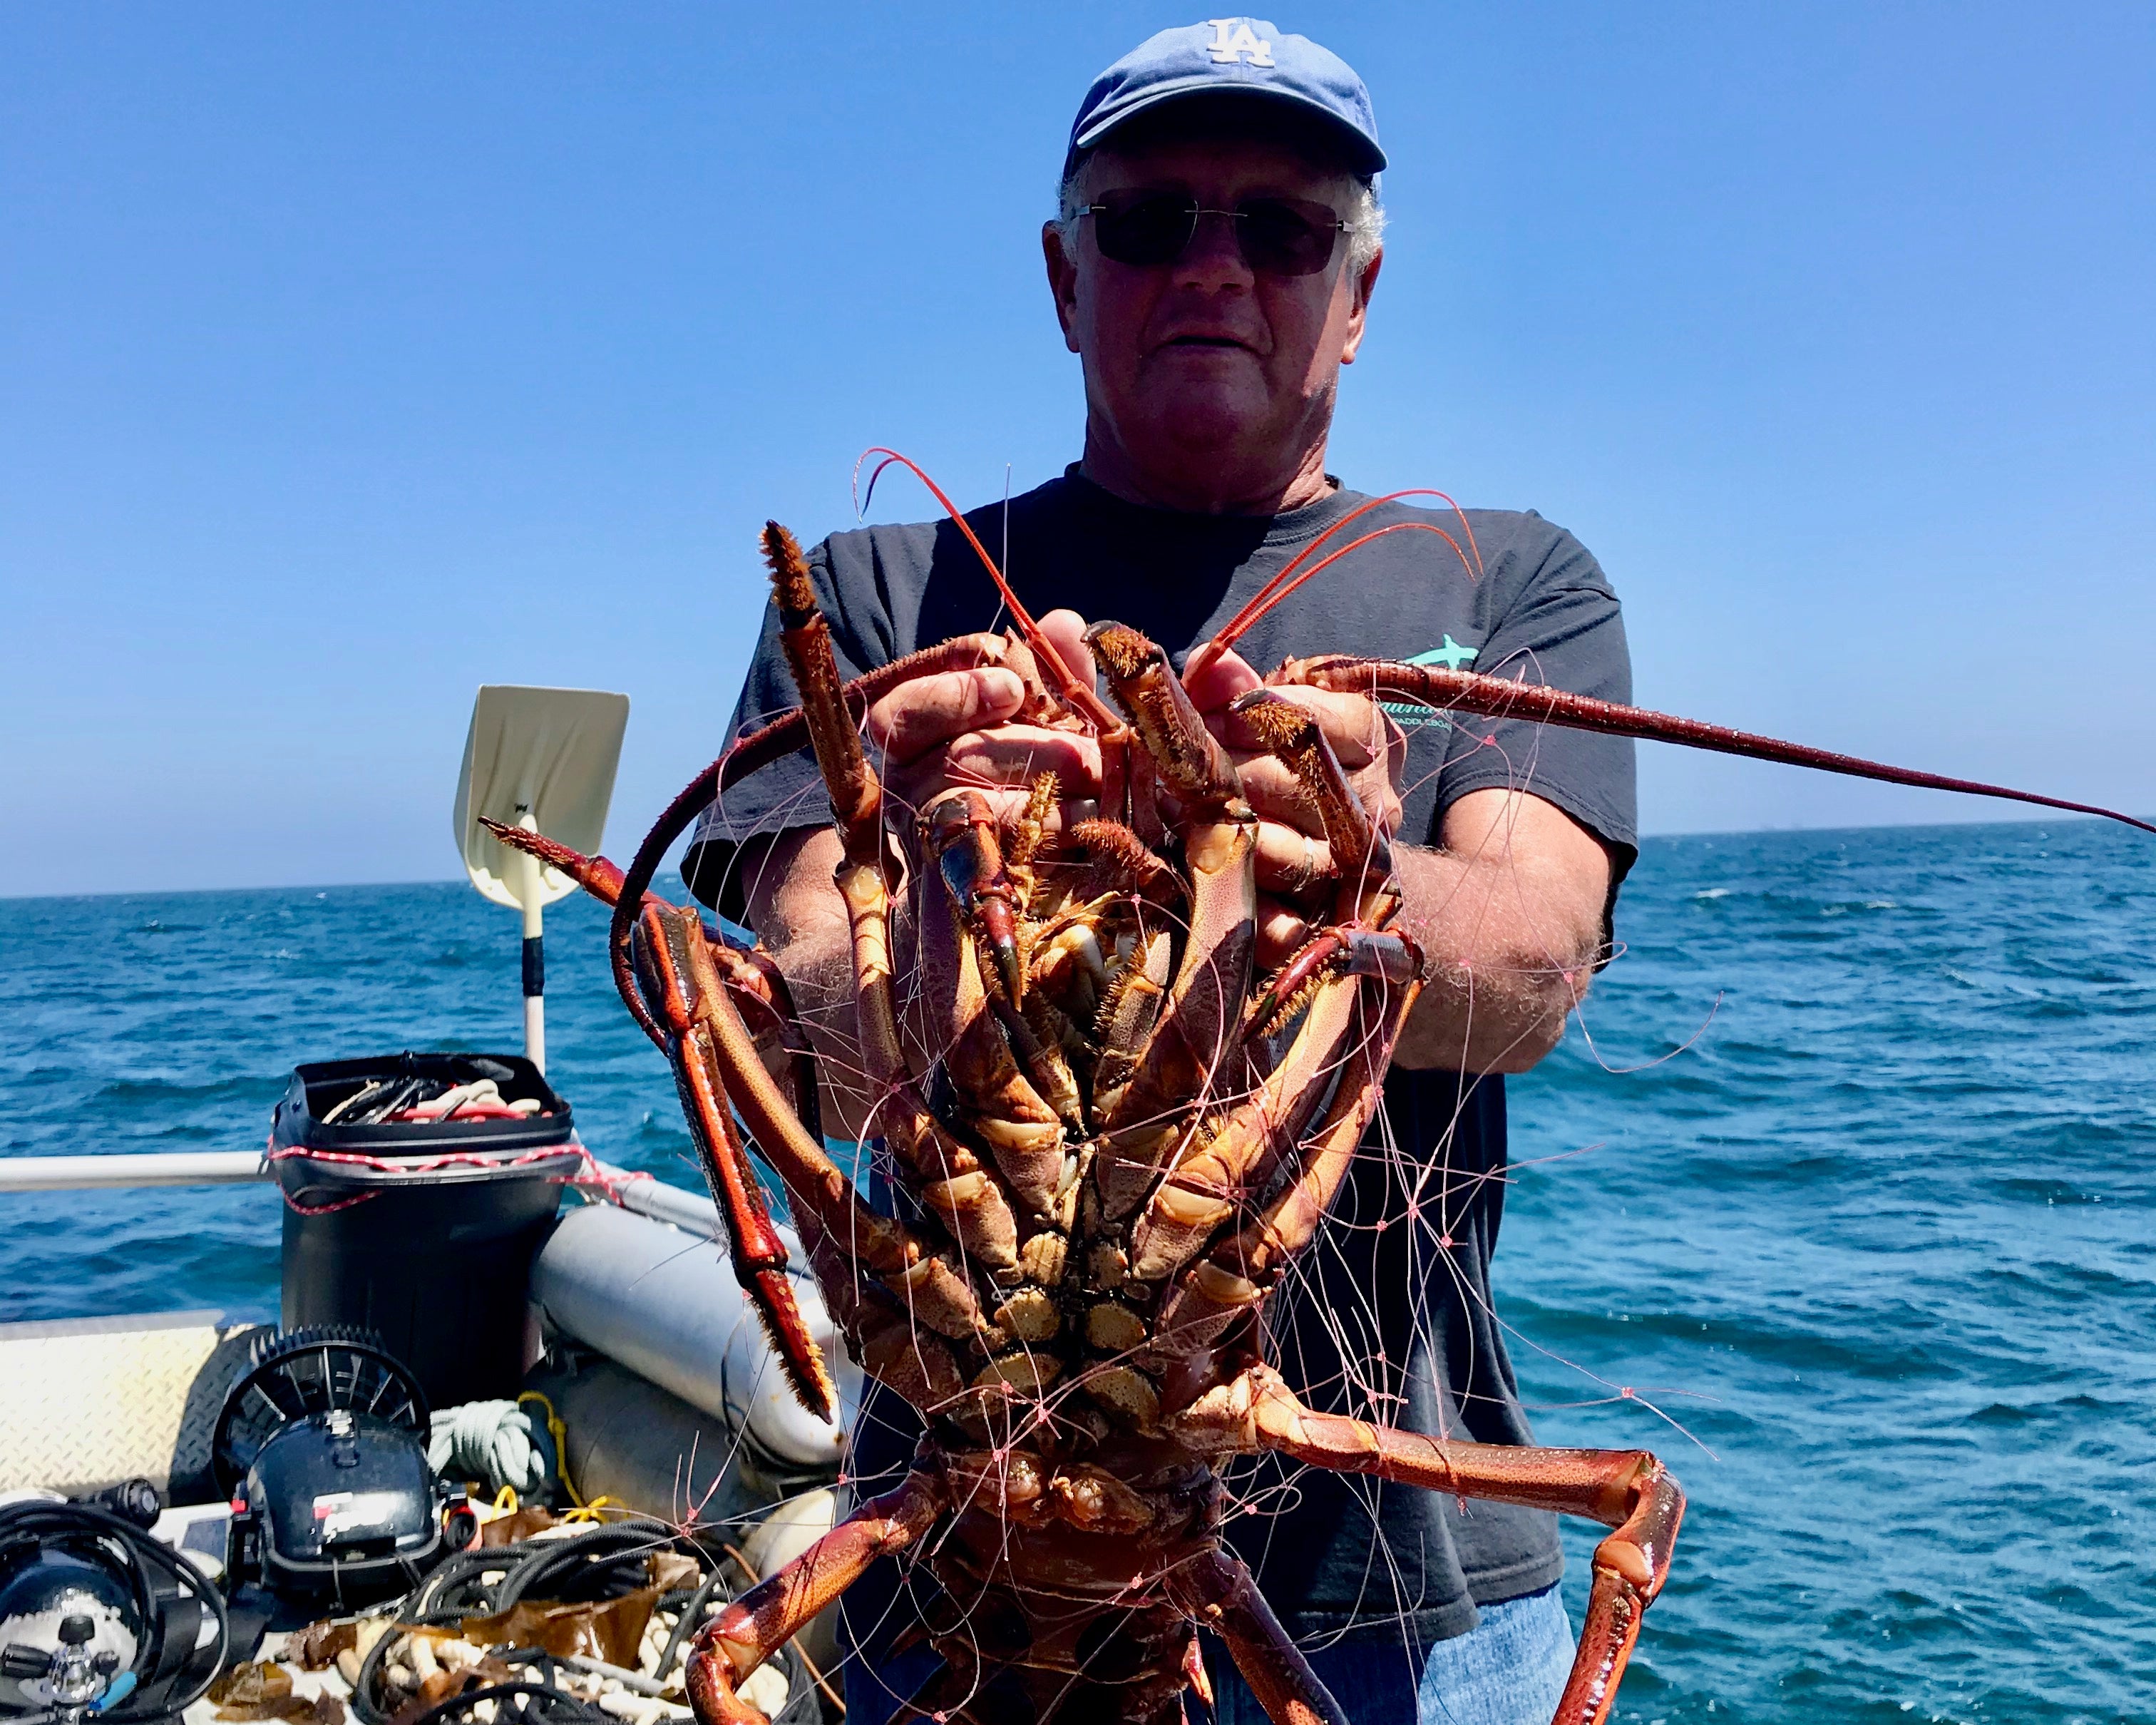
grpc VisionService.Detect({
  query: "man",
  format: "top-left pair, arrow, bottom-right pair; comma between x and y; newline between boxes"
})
684,19 -> 1635,1724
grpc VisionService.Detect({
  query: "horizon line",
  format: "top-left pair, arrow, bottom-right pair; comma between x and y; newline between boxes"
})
2,807 -> 2143,906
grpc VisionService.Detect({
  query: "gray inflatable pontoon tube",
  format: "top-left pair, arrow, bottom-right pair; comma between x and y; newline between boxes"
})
530,1200 -> 861,1470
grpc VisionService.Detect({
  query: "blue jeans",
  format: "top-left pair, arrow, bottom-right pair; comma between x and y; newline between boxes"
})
1208,1587 -> 1575,1725
846,1585 -> 1574,1725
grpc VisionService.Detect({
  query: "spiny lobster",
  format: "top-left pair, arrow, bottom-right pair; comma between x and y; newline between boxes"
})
489,458 -> 2153,1725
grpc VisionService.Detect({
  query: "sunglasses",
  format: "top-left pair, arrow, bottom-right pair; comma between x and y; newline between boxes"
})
1078,190 -> 1355,277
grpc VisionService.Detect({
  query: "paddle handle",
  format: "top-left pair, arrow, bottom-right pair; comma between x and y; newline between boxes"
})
520,842 -> 546,1074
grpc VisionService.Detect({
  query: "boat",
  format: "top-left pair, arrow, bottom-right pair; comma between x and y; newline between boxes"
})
0,688 -> 850,1725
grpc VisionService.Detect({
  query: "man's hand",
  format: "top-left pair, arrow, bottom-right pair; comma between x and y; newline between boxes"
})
864,610 -> 1102,839
1183,643 -> 1406,970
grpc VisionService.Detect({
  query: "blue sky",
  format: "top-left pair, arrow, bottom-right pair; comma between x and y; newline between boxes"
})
4,4 -> 2150,898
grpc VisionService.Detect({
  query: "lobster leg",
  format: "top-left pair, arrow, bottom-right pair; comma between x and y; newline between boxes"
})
1122,962 -> 1364,1285
797,1207 -> 964,1416
927,789 -> 1084,1194
940,929 -> 1069,1217
485,819 -> 990,1358
481,819 -> 821,1132
630,901 -> 833,1416
1242,1368 -> 1684,1725
926,789 -> 1027,1008
1151,981 -> 1422,1412
766,525 -> 1025,1285
1085,918 -> 1177,1129
1245,922 -> 1417,1045
686,1470 -> 948,1725
1069,818 -> 1187,910
667,909 -> 992,1347
1218,978 -> 1419,1284
1086,623 -> 1262,1205
1164,1548 -> 1349,1725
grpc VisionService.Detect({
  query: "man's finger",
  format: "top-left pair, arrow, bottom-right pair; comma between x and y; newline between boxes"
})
884,724 -> 1103,810
866,667 -> 1025,767
1037,608 -> 1096,695
940,725 -> 1102,794
1252,821 -> 1336,903
1181,642 -> 1263,710
1253,897 -> 1310,973
1224,753 -> 1323,829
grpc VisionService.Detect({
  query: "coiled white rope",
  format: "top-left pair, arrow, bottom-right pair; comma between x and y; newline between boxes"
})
428,1399 -> 555,1497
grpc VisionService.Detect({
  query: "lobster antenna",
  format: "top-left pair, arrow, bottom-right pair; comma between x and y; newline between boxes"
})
1194,488 -> 1483,677
1195,521 -> 1477,682
1310,657 -> 2156,839
853,446 -> 1119,729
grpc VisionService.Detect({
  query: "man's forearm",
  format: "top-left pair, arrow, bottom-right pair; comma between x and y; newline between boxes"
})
1383,793 -> 1611,1075
741,828 -> 881,1142
761,920 -> 876,1142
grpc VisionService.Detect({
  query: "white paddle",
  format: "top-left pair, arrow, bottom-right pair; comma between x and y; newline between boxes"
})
451,685 -> 630,1073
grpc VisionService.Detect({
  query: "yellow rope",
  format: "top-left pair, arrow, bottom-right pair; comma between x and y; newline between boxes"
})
559,1495 -> 622,1524
513,1390 -> 625,1520
516,1389 -> 585,1508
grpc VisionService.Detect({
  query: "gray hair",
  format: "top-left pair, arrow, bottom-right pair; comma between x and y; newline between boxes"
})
1056,153 -> 1386,275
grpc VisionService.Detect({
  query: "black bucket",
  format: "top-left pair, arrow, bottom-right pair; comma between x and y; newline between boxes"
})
270,1053 -> 581,1408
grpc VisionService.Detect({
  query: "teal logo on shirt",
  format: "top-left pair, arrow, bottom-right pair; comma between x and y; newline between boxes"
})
1410,635 -> 1477,672
1381,636 -> 1477,728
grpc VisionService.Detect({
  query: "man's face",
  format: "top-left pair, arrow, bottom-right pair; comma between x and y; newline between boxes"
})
1044,133 -> 1379,510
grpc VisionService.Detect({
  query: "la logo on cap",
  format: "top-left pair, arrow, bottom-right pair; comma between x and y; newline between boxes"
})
1206,18 -> 1275,66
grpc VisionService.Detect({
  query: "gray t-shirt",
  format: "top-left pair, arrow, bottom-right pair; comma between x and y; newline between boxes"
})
686,469 -> 1635,1649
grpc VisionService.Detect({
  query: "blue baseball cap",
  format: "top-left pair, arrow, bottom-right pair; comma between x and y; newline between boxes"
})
1068,18 -> 1385,178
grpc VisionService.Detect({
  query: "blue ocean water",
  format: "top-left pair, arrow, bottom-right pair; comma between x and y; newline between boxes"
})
3,820 -> 2152,1723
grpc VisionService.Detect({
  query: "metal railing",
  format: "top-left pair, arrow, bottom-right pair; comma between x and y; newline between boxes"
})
0,1146 -> 726,1237
0,1150 -> 268,1190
